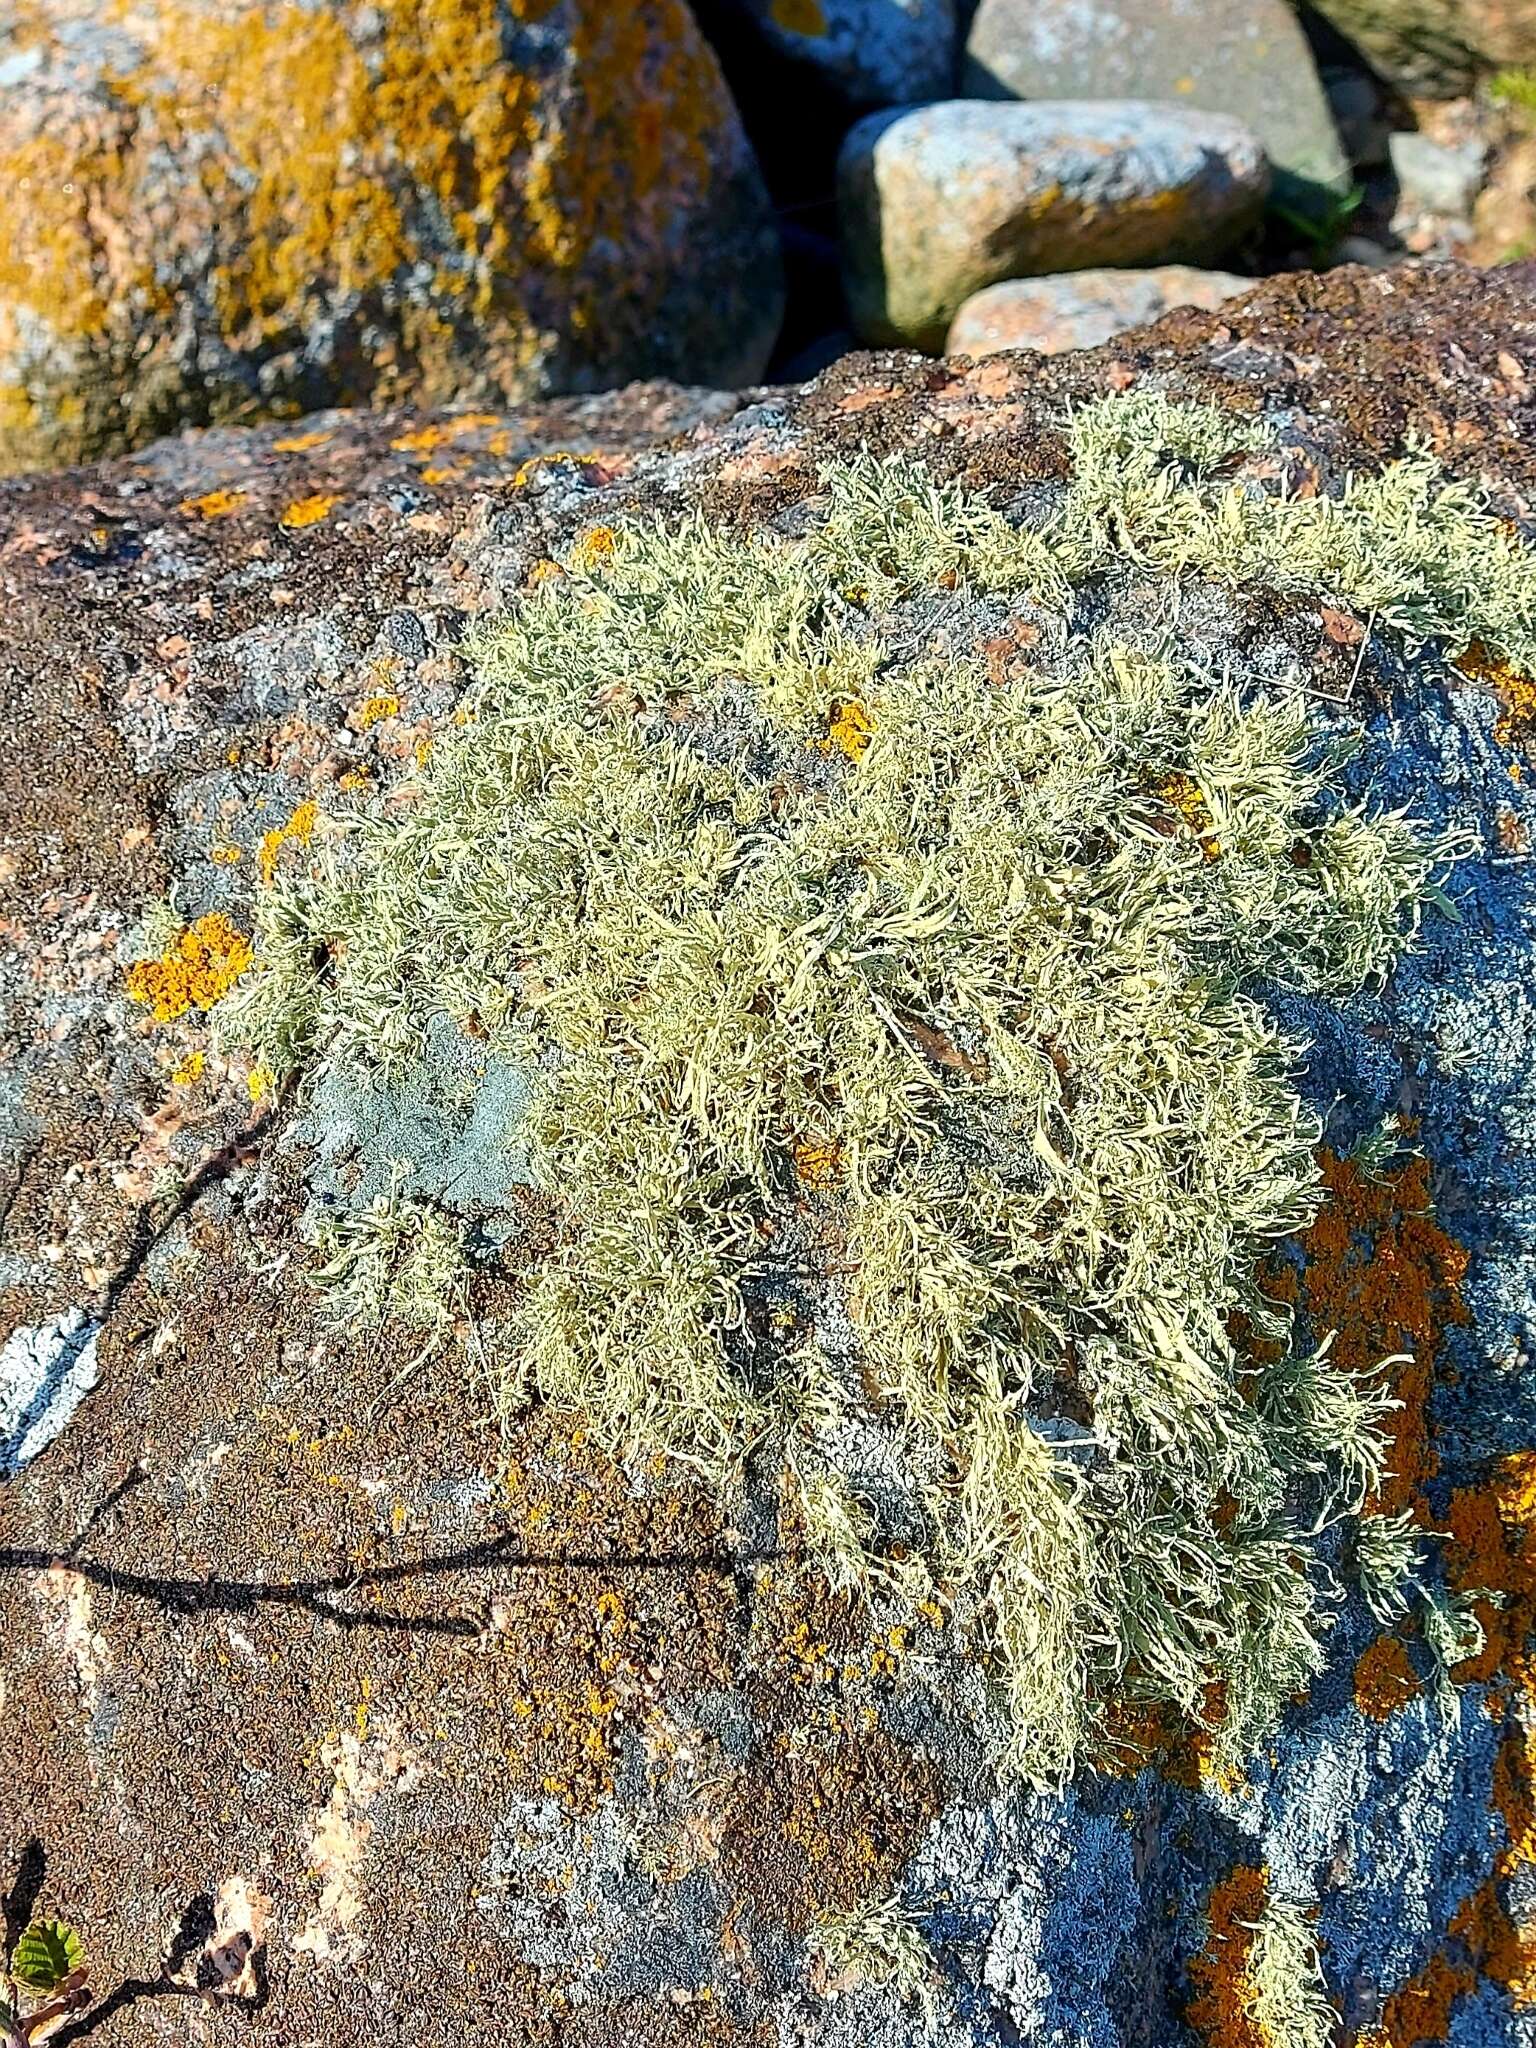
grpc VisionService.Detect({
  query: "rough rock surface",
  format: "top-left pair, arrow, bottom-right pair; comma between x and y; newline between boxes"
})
946,265 -> 1252,357
0,0 -> 783,477
838,100 -> 1269,350
3,264 -> 1536,2047
963,0 -> 1350,220
714,0 -> 956,104
1311,0 -> 1536,96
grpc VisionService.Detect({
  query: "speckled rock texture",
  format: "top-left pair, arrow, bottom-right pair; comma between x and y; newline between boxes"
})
946,265 -> 1253,357
838,99 -> 1269,351
714,0 -> 956,104
0,0 -> 783,477
1311,0 -> 1536,96
3,263 -> 1536,2047
963,0 -> 1350,221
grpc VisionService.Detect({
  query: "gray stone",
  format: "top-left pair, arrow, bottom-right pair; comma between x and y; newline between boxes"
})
719,0 -> 956,104
839,99 -> 1269,350
963,0 -> 1350,223
1390,132 -> 1490,219
946,265 -> 1252,357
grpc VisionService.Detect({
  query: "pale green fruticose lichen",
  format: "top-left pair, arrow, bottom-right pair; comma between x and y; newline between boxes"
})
222,393 -> 1536,1784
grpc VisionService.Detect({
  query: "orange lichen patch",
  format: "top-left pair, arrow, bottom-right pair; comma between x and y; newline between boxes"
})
389,413 -> 501,454
818,699 -> 875,762
1152,770 -> 1222,861
1186,1864 -> 1271,2048
1456,640 -> 1536,758
1355,1951 -> 1478,2048
171,1049 -> 206,1086
1442,1453 -> 1536,1694
125,913 -> 252,1023
792,1139 -> 842,1191
178,486 -> 248,519
1270,1151 -> 1469,1520
259,798 -> 319,885
355,693 -> 400,731
570,523 -> 616,571
209,841 -> 243,866
1354,1634 -> 1424,1721
247,1065 -> 275,1105
280,493 -> 340,531
272,428 -> 334,452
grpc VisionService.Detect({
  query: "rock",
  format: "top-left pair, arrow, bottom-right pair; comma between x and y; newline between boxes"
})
4,263 -> 1536,2048
0,0 -> 783,475
1323,64 -> 1393,170
1310,0 -> 1536,97
963,0 -> 1350,223
946,266 -> 1252,357
838,100 -> 1269,350
1390,131 -> 1490,217
710,0 -> 957,104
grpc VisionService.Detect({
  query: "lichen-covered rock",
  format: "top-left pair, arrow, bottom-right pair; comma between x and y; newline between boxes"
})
946,265 -> 1252,357
963,0 -> 1350,222
0,0 -> 784,476
838,100 -> 1269,350
3,264 -> 1536,2048
1311,0 -> 1536,96
712,0 -> 957,104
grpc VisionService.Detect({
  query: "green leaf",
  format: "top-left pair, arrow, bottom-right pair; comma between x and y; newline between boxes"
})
0,1991 -> 16,2027
11,1920 -> 84,1993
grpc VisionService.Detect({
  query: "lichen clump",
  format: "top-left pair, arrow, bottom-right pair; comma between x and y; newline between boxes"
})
126,912 -> 253,1022
228,394 -> 1536,1783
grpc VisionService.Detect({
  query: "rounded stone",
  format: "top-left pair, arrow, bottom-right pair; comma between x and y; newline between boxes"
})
838,100 -> 1270,352
719,0 -> 957,104
0,0 -> 785,474
964,0 -> 1350,224
946,266 -> 1253,358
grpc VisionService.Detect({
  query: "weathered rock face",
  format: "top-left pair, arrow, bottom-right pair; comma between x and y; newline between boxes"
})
0,0 -> 783,476
3,264 -> 1536,2048
1311,0 -> 1536,96
838,100 -> 1269,350
963,0 -> 1350,221
712,0 -> 957,105
946,265 -> 1252,357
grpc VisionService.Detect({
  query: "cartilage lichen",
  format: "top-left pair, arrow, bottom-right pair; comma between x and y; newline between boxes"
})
222,393 -> 1535,1783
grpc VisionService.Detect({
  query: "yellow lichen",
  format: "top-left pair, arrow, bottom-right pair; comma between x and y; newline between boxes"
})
570,524 -> 616,570
1152,769 -> 1222,861
793,1139 -> 842,1191
1353,1635 -> 1423,1722
179,486 -> 248,519
280,493 -> 340,531
819,699 -> 875,762
259,798 -> 319,886
125,913 -> 253,1023
355,693 -> 400,731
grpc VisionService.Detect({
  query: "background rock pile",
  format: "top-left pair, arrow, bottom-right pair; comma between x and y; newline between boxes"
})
3,0 -> 1536,469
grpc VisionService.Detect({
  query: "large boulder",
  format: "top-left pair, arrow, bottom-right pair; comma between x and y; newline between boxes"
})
839,100 -> 1269,350
1310,0 -> 1536,96
3,263 -> 1536,2048
963,0 -> 1350,222
0,0 -> 783,476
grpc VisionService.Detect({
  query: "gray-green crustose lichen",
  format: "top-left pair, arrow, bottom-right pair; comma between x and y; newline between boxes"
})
224,392 -> 1536,1785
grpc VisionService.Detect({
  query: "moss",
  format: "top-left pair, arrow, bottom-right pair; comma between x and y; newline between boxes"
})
222,393 -> 1536,1784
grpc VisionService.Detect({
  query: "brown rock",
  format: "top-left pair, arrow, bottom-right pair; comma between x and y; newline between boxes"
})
1310,0 -> 1536,96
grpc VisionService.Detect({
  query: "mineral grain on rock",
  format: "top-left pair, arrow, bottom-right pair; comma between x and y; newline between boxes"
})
947,265 -> 1252,357
838,100 -> 1269,350
963,0 -> 1351,222
0,0 -> 784,475
712,0 -> 957,104
2,265 -> 1536,2047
